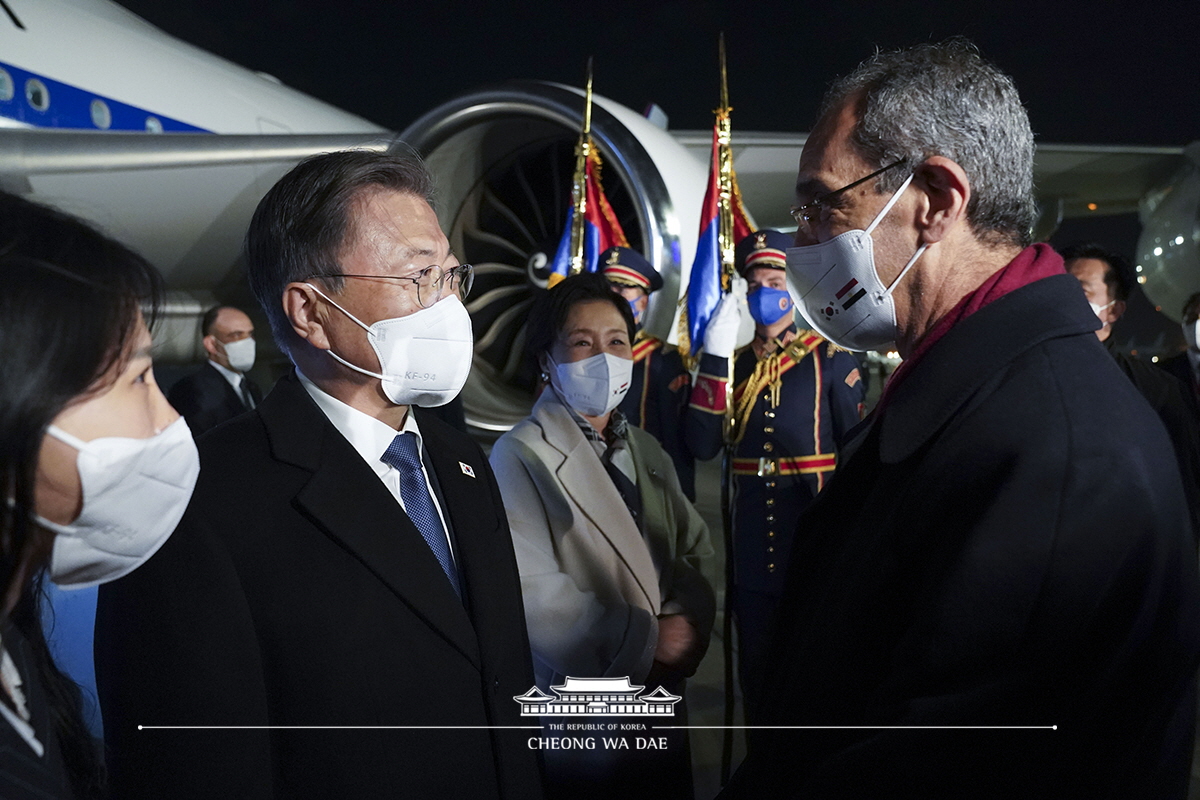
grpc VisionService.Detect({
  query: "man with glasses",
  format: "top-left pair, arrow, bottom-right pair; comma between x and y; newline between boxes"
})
721,41 -> 1200,798
96,150 -> 542,799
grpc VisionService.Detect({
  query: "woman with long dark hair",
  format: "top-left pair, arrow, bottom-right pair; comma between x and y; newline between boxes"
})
0,191 -> 199,798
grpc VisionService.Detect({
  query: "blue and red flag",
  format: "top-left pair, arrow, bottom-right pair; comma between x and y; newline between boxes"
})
684,123 -> 752,355
548,148 -> 629,287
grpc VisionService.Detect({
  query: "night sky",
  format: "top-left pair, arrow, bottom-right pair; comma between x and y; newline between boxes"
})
112,0 -> 1199,348
113,0 -> 1199,146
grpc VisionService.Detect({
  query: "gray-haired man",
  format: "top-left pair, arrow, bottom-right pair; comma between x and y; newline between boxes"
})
721,40 -> 1200,798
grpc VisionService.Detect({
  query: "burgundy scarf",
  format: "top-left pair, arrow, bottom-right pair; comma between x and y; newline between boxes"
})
878,242 -> 1065,411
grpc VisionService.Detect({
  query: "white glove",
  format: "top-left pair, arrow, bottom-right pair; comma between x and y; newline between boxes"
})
703,293 -> 742,358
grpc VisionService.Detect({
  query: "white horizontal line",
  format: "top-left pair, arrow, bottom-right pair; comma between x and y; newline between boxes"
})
653,725 -> 1058,730
139,725 -> 544,731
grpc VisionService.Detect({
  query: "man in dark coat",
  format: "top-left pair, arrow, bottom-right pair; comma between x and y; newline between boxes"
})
1064,243 -> 1200,539
1161,291 -> 1200,413
96,151 -> 543,799
721,40 -> 1200,799
167,304 -> 263,436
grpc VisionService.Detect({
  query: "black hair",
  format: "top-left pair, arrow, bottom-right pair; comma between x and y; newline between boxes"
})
525,272 -> 637,373
1061,242 -> 1133,303
244,149 -> 436,354
0,190 -> 163,799
200,305 -> 224,337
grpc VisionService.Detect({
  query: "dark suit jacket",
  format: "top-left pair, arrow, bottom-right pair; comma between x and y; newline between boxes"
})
1108,340 -> 1200,539
96,373 -> 543,799
721,274 -> 1200,799
167,361 -> 262,437
1161,351 -> 1200,414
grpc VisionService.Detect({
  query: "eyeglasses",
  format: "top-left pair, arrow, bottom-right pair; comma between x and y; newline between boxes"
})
311,263 -> 474,309
789,159 -> 907,237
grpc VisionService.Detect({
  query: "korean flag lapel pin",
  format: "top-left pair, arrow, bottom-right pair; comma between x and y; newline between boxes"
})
459,461 -> 476,478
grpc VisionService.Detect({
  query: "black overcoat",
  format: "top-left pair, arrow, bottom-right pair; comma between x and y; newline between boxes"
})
96,373 -> 543,799
723,273 -> 1200,799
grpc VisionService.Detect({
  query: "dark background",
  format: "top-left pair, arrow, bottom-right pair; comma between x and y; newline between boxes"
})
110,0 -> 1199,145
113,0 -> 1200,352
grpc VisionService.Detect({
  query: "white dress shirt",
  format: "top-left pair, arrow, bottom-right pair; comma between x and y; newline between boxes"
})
296,370 -> 456,563
208,359 -> 246,394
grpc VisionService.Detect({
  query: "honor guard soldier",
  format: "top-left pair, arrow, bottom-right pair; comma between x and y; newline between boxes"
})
684,229 -> 865,707
602,246 -> 697,500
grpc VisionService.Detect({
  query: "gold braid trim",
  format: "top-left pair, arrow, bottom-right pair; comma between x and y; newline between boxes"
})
728,336 -> 822,445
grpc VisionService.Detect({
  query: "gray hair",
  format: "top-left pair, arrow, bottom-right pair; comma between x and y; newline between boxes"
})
244,149 -> 436,353
820,39 -> 1037,248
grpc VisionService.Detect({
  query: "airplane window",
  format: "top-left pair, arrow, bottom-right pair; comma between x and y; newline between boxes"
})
24,78 -> 48,112
90,99 -> 111,130
145,116 -> 163,133
0,69 -> 12,102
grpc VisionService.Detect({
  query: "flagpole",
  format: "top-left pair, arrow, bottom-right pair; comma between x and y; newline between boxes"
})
714,31 -> 740,788
716,34 -> 736,294
568,58 -> 594,276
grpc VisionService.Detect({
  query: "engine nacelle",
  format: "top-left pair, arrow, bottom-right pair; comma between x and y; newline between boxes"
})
401,82 -> 709,435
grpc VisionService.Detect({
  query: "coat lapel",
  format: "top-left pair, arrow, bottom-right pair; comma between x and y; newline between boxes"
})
880,275 -> 1099,464
261,374 -> 481,668
533,392 -> 660,614
414,412 -> 524,645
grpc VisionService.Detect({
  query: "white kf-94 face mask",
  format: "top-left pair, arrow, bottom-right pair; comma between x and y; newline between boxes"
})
307,285 -> 474,408
38,416 -> 199,588
221,336 -> 256,373
785,173 -> 927,352
548,352 -> 634,418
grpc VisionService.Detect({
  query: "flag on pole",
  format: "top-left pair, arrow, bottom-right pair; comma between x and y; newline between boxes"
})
682,116 -> 753,355
547,147 -> 629,287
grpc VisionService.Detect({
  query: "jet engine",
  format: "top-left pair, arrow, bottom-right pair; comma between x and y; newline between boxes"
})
400,82 -> 709,436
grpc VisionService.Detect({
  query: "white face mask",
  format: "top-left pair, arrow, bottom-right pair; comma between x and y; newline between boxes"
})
38,417 -> 199,588
1088,299 -> 1115,320
306,285 -> 474,408
785,174 -> 927,352
548,352 -> 633,417
1184,320 -> 1200,352
220,336 -> 256,373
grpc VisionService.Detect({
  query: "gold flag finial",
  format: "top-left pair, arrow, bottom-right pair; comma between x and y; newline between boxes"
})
716,33 -> 736,294
568,58 -> 594,276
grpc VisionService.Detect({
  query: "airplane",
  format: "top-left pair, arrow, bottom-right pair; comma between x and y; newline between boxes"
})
4,0 -> 1196,762
2,0 -> 1196,438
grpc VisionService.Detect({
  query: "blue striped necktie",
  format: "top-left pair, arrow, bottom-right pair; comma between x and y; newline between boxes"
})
381,432 -> 461,596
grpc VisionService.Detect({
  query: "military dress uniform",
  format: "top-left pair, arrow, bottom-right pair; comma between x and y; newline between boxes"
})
621,332 -> 695,500
603,246 -> 697,500
685,230 -> 866,708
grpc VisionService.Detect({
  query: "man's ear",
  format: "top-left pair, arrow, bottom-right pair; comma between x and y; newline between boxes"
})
913,156 -> 971,244
1109,299 -> 1127,325
283,282 -> 330,350
201,334 -> 220,360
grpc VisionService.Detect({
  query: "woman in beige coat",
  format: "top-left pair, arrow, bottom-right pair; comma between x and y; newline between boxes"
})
489,273 -> 714,800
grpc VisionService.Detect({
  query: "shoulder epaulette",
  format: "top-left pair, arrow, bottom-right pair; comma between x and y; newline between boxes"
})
632,334 -> 664,363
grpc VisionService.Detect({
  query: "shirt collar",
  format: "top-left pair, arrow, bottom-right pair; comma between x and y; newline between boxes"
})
208,358 -> 243,389
295,369 -> 422,478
